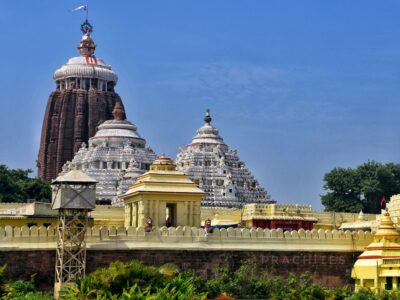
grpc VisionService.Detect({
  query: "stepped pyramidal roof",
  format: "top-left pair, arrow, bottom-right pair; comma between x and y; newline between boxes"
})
176,110 -> 275,208
61,102 -> 157,205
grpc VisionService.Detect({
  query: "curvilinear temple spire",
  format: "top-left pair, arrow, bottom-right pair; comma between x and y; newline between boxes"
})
176,110 -> 275,208
38,19 -> 126,180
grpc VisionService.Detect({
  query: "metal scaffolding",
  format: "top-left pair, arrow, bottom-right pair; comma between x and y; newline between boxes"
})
55,209 -> 89,286
51,170 -> 97,299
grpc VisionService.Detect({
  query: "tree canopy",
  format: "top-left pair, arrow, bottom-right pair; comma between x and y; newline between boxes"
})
0,164 -> 51,203
321,161 -> 400,214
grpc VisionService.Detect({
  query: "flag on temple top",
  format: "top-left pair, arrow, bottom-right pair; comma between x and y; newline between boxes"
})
380,196 -> 386,209
72,5 -> 87,12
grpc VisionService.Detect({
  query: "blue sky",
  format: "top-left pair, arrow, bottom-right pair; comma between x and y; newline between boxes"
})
0,1 -> 399,210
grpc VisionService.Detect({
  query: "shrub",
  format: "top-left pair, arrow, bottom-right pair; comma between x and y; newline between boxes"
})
61,260 -> 206,299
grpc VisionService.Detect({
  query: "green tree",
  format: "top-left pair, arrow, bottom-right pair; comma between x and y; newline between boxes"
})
321,161 -> 400,214
0,164 -> 51,203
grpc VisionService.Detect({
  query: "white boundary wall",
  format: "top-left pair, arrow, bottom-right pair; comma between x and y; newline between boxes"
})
0,225 -> 372,252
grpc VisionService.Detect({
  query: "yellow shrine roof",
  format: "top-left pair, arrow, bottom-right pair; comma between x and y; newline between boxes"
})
120,155 -> 206,198
356,212 -> 400,261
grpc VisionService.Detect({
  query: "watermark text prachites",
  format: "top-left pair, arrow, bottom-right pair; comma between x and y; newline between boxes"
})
261,254 -> 346,265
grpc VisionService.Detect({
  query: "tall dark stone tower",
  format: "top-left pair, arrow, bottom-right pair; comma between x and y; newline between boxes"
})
38,20 -> 126,180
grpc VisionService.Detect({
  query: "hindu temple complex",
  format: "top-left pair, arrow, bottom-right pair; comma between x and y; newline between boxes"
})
60,102 -> 157,205
2,7 -> 400,297
176,110 -> 275,208
38,20 -> 126,181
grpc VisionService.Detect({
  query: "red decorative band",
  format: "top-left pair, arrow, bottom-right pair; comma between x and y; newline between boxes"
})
85,56 -> 98,65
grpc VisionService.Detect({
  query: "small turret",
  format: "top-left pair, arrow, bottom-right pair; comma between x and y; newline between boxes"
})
112,101 -> 126,120
77,19 -> 96,57
150,154 -> 177,171
373,211 -> 400,242
352,211 -> 400,293
77,35 -> 96,57
204,109 -> 212,124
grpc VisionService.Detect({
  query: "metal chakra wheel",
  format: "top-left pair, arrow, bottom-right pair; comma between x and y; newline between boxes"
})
81,19 -> 93,35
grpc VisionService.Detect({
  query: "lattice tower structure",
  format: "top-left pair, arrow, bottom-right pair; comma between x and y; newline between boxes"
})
51,170 -> 97,298
55,209 -> 89,290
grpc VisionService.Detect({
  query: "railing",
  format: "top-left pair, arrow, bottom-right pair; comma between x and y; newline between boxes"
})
383,259 -> 400,265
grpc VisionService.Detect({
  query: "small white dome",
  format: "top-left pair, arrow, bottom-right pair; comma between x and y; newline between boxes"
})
53,35 -> 118,83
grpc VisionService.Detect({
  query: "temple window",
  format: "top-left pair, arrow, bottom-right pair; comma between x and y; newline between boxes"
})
99,81 -> 107,91
107,81 -> 115,92
69,78 -> 76,89
91,78 -> 98,89
141,163 -> 150,170
385,277 -> 393,290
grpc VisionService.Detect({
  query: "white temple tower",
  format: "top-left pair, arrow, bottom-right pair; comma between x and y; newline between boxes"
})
176,110 -> 275,208
62,102 -> 157,205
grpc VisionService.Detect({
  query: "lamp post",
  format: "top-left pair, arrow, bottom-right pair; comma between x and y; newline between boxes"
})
51,170 -> 97,299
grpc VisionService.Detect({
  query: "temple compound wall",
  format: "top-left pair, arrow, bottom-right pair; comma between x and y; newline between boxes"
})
0,225 -> 371,290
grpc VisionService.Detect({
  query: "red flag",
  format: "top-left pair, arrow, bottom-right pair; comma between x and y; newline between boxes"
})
380,196 -> 386,208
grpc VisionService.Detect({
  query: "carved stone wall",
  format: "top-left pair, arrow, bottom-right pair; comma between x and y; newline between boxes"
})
38,89 -> 125,181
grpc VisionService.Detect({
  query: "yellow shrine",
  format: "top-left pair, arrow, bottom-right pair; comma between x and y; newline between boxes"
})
352,211 -> 400,293
120,154 -> 206,228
